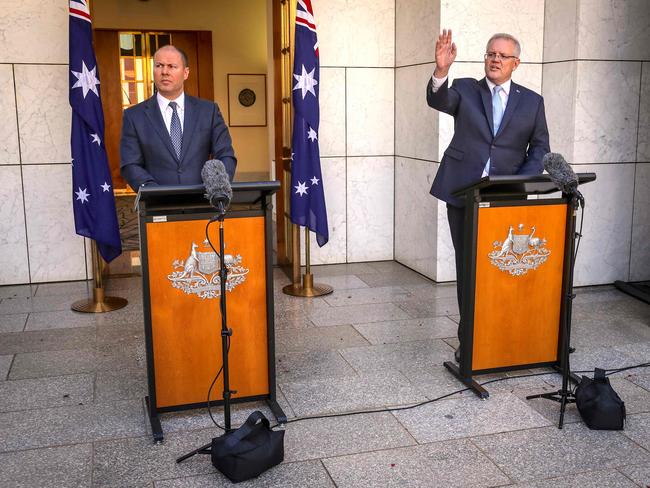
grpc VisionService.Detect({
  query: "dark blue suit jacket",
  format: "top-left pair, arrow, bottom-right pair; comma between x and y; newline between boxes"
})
120,94 -> 237,189
427,77 -> 549,207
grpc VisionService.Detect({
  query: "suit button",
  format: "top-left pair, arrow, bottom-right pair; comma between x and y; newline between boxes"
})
177,169 -> 182,174
491,144 -> 495,149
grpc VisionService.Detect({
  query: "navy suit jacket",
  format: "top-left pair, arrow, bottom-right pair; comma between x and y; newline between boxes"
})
120,94 -> 237,189
427,77 -> 549,207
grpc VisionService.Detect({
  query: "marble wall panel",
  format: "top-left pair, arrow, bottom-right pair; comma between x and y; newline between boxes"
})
572,163 -> 635,286
0,0 -> 68,64
630,163 -> 650,281
313,0 -> 394,68
576,0 -> 650,61
14,64 -> 71,164
0,65 -> 19,165
542,61 -> 577,161
573,61 -> 640,163
0,166 -> 29,285
543,0 -> 579,62
638,62 -> 650,162
395,63 -> 438,161
346,68 -> 394,156
395,157 -> 438,279
440,0 -> 545,63
22,165 -> 86,283
347,157 -> 394,262
396,0 -> 440,67
301,157 -> 347,265
319,68 -> 346,157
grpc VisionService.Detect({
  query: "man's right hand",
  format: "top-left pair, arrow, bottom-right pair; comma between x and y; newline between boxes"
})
434,29 -> 457,78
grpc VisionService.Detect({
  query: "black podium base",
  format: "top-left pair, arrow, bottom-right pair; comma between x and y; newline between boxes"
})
443,361 -> 489,399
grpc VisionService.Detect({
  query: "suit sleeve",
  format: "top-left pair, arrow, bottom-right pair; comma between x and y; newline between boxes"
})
426,77 -> 461,116
210,103 -> 237,182
119,109 -> 158,190
518,97 -> 550,175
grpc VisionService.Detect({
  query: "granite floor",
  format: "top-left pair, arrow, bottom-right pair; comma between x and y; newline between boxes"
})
0,261 -> 649,487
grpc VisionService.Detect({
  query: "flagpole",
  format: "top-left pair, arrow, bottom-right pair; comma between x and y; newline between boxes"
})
71,240 -> 128,313
283,225 -> 332,297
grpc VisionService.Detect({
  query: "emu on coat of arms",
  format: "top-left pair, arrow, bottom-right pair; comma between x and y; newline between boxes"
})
167,240 -> 249,299
488,223 -> 550,276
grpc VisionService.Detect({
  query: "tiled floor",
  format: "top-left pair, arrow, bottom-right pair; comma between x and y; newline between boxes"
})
0,261 -> 649,487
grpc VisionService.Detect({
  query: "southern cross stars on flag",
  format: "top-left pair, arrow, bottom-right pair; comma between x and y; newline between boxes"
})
69,0 -> 122,262
290,0 -> 329,246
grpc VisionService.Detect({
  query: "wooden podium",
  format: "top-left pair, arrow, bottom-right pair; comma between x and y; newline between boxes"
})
444,174 -> 595,398
137,182 -> 286,441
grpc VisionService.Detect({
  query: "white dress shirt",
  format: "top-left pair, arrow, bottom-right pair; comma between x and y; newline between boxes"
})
431,74 -> 511,176
156,91 -> 186,133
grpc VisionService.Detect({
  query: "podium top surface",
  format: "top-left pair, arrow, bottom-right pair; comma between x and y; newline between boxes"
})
451,173 -> 596,198
136,180 -> 280,211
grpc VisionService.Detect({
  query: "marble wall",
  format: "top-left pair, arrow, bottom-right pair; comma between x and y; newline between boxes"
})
304,0 -> 396,265
543,0 -> 650,285
0,0 -> 88,285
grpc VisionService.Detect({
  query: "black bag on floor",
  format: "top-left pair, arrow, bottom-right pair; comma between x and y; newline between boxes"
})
575,368 -> 625,430
211,411 -> 285,483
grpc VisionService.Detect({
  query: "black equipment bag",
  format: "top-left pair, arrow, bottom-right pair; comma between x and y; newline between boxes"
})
575,368 -> 625,430
211,411 -> 285,483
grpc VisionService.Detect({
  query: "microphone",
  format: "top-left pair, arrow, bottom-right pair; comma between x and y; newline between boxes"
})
543,152 -> 578,193
542,152 -> 583,206
201,159 -> 232,214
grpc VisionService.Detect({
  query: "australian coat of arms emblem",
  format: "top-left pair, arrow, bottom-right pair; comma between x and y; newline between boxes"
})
488,224 -> 550,276
167,240 -> 249,299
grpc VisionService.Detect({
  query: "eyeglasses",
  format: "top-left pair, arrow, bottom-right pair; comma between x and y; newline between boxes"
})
484,52 -> 518,61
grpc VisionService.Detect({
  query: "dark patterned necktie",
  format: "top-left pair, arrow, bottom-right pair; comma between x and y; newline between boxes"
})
168,101 -> 182,159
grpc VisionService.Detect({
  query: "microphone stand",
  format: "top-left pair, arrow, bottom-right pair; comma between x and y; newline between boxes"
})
177,201 -> 236,463
526,192 -> 581,428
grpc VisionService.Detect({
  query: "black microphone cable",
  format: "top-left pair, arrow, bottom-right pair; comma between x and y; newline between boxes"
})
203,218 -> 228,431
267,361 -> 650,429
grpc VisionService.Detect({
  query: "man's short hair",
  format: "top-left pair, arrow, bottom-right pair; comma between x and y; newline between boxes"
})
486,33 -> 521,58
154,45 -> 189,68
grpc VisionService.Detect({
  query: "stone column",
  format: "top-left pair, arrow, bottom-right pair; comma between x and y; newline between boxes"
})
543,0 -> 650,285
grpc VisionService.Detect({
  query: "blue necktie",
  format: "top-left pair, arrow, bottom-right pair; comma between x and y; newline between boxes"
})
492,85 -> 504,135
169,101 -> 182,159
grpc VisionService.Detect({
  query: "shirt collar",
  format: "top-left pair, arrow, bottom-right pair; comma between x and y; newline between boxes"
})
486,78 -> 511,96
156,91 -> 185,112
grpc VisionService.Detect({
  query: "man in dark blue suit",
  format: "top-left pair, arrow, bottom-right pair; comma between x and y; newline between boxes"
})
426,30 -> 550,361
120,45 -> 236,190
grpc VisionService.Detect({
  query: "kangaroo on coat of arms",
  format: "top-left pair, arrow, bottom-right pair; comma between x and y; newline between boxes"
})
168,240 -> 249,299
488,223 -> 550,276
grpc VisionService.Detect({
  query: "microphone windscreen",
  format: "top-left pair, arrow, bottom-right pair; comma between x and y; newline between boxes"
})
543,152 -> 578,193
201,159 -> 232,209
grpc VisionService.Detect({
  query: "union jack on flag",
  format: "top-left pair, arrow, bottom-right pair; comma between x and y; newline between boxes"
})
290,0 -> 328,246
69,0 -> 122,262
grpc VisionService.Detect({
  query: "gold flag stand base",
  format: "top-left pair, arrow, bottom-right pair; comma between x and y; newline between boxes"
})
72,287 -> 128,313
283,272 -> 332,297
282,225 -> 333,297
71,241 -> 128,313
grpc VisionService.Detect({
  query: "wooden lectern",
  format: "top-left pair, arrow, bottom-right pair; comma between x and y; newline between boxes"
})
444,174 -> 595,398
137,182 -> 286,441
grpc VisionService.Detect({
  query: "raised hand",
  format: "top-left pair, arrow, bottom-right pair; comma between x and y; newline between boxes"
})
434,29 -> 457,78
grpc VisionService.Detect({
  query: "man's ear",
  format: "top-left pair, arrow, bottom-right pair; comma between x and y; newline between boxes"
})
184,67 -> 190,81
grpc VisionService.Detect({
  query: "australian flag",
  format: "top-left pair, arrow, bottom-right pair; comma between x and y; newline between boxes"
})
69,0 -> 122,262
290,0 -> 329,246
